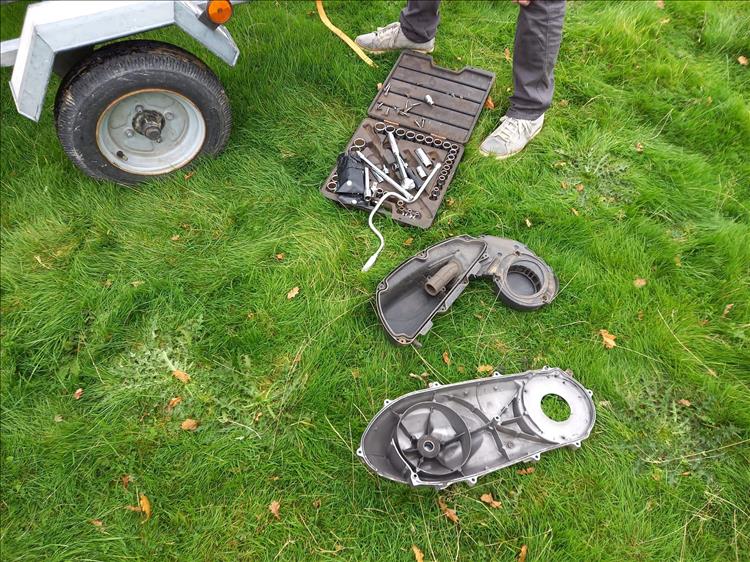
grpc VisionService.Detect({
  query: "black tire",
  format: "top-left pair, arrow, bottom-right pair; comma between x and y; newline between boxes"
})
54,40 -> 232,185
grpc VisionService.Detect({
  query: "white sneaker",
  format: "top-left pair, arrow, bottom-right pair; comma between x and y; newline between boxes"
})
355,22 -> 435,54
479,114 -> 545,159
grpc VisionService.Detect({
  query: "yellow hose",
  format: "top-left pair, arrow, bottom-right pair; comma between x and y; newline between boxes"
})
315,0 -> 376,68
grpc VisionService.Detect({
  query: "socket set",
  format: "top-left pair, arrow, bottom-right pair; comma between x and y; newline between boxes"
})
320,51 -> 495,229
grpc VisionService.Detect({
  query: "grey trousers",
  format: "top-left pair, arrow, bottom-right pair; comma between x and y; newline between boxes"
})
400,0 -> 566,120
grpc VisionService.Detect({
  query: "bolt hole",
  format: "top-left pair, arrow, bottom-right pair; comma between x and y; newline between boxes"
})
116,150 -> 127,161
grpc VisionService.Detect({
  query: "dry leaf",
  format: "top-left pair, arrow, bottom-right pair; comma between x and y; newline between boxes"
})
377,82 -> 383,90
167,396 -> 182,411
287,286 -> 300,300
125,505 -> 142,513
525,217 -> 532,228
269,500 -> 281,520
477,365 -> 494,373
575,183 -> 585,192
54,414 -> 63,423
275,253 -> 285,261
517,466 -> 535,476
519,544 -> 528,562
442,351 -> 451,366
312,499 -> 321,509
484,96 -> 495,110
637,310 -> 644,321
74,388 -> 84,400
173,369 -> 191,383
90,519 -> 104,527
446,197 -> 455,207
677,399 -> 691,407
722,303 -> 734,317
655,0 -> 665,8
121,474 -> 131,490
437,496 -> 459,524
560,181 -> 569,189
130,280 -> 144,287
599,329 -> 617,349
170,234 -> 181,241
738,55 -> 748,66
633,278 -> 647,288
404,237 -> 414,246
181,418 -> 199,431
571,207 -> 579,216
184,171 -> 195,181
480,493 -> 502,508
139,494 -> 151,522
504,47 -> 512,62
412,545 -> 425,562
699,318 -> 709,326
635,142 -> 644,152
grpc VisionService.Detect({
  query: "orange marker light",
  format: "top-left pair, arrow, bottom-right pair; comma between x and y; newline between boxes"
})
207,0 -> 233,25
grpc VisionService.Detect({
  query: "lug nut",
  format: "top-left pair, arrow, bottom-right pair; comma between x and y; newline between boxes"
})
125,129 -> 134,137
165,112 -> 174,120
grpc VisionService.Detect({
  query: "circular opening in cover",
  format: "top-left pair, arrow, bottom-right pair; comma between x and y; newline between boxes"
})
541,394 -> 571,422
506,264 -> 542,296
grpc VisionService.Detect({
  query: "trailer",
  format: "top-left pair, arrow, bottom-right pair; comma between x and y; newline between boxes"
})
0,1 -> 241,184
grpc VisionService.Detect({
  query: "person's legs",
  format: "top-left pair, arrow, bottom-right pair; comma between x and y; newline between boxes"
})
480,0 -> 566,159
355,0 -> 440,54
507,0 -> 566,120
399,0 -> 441,43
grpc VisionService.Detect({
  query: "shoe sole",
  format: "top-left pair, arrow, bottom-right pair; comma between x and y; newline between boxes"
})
359,46 -> 434,55
478,125 -> 543,160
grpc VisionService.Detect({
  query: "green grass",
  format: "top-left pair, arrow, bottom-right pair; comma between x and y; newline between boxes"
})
1,0 -> 749,560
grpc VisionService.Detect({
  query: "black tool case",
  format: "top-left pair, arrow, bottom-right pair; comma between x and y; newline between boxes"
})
320,51 -> 495,229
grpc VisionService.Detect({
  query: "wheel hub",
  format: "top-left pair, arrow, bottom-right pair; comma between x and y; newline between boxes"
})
132,109 -> 165,142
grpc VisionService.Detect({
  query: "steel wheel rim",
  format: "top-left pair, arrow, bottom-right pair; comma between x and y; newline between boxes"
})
96,89 -> 206,175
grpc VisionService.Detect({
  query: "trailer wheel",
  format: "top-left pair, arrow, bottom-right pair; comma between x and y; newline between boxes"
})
54,40 -> 232,185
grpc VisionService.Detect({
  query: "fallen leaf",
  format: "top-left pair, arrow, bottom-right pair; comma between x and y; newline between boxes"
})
254,411 -> 263,422
90,519 -> 103,527
655,0 -> 664,8
677,399 -> 691,407
519,544 -> 528,562
130,280 -> 144,287
635,142 -> 644,152
377,82 -> 383,90
184,171 -> 195,181
166,396 -> 182,411
681,471 -> 692,476
504,47 -> 512,62
269,500 -> 281,520
275,253 -> 285,261
312,498 -> 321,509
480,493 -> 502,508
477,365 -> 494,373
633,278 -> 647,288
738,55 -> 748,66
525,217 -> 532,228
484,96 -> 495,110
181,418 -> 199,431
170,234 -> 181,241
412,545 -> 425,562
699,319 -> 709,326
403,237 -> 414,246
125,505 -> 142,513
173,369 -> 191,383
74,388 -> 84,400
560,181 -> 569,189
437,496 -> 459,524
442,351 -> 451,366
287,286 -> 300,300
637,310 -> 645,321
517,466 -> 535,476
121,474 -> 131,490
54,414 -> 63,423
599,329 -> 617,349
575,183 -> 585,192
722,303 -> 734,317
446,197 -> 455,207
571,207 -> 579,216
139,494 -> 151,522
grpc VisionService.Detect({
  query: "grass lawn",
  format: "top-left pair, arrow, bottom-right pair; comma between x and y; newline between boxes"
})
1,0 -> 749,560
